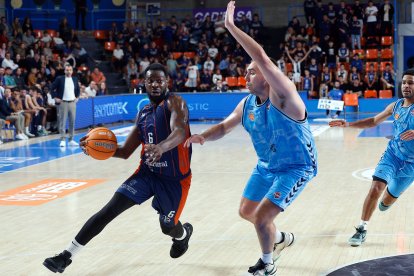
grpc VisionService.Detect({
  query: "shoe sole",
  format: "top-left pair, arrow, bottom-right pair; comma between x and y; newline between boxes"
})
348,238 -> 366,247
43,260 -> 61,273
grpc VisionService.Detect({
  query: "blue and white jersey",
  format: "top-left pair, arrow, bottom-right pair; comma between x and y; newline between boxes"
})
241,95 -> 317,172
388,99 -> 414,162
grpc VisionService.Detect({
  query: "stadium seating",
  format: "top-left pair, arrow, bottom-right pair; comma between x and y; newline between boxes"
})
379,90 -> 393,98
381,36 -> 393,47
343,93 -> 359,119
365,49 -> 379,60
226,77 -> 238,88
364,90 -> 378,98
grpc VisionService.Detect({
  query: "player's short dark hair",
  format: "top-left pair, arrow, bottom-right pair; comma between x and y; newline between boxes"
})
144,63 -> 168,78
403,68 -> 414,77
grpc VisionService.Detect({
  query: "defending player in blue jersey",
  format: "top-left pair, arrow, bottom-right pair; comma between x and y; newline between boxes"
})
184,1 -> 318,275
43,63 -> 194,273
330,68 -> 414,247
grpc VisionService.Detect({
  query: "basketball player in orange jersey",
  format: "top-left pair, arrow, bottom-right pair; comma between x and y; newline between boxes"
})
43,63 -> 194,273
185,1 -> 317,275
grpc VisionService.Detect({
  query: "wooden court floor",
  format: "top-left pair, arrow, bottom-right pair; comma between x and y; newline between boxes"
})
0,124 -> 413,276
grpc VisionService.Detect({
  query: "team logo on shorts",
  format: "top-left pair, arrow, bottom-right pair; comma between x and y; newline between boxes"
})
248,113 -> 255,121
273,192 -> 281,199
395,113 -> 400,120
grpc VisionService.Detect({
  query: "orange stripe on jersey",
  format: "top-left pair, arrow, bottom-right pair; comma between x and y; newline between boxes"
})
178,126 -> 191,175
174,174 -> 192,225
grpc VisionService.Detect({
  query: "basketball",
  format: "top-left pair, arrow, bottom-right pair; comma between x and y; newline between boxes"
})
84,127 -> 118,160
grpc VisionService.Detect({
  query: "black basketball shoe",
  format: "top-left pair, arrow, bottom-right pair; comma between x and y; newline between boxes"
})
43,250 -> 72,273
170,223 -> 193,258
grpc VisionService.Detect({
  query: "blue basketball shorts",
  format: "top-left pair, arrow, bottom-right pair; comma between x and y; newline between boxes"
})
116,167 -> 191,226
373,149 -> 414,198
243,165 -> 316,211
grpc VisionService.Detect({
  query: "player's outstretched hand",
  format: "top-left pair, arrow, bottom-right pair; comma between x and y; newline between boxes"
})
224,1 -> 236,29
329,120 -> 347,127
400,130 -> 414,141
184,134 -> 205,147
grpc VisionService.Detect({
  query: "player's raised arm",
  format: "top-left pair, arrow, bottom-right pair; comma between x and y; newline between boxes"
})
184,98 -> 245,147
329,102 -> 395,128
224,1 -> 305,119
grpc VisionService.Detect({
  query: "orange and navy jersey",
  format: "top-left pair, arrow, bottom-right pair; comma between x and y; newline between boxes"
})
135,93 -> 192,180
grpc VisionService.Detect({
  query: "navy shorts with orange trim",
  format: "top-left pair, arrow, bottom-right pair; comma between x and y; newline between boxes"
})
117,166 -> 191,226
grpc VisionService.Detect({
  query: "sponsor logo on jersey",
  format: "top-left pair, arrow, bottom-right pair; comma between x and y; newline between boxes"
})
395,113 -> 400,120
248,113 -> 255,121
274,192 -> 281,199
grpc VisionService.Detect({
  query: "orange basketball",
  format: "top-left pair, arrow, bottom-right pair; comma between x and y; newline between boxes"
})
84,127 -> 118,160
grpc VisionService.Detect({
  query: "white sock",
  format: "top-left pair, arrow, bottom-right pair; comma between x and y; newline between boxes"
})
66,239 -> 84,258
175,228 -> 187,240
359,220 -> 368,230
275,230 -> 283,244
261,253 -> 273,264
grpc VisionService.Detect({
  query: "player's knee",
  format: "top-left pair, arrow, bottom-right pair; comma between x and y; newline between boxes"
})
239,207 -> 254,221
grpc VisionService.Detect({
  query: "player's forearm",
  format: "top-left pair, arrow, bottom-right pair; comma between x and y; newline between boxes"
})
200,123 -> 227,142
347,117 -> 377,128
158,128 -> 187,153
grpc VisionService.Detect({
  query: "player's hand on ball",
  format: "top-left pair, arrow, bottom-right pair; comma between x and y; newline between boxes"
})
184,134 -> 205,147
144,144 -> 163,163
329,120 -> 347,127
80,135 -> 89,155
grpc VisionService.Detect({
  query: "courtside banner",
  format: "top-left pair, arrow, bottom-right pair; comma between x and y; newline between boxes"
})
0,179 -> 105,206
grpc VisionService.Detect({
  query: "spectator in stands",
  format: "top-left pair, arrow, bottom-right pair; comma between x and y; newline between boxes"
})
237,14 -> 250,34
302,68 -> 314,98
29,86 -> 48,135
211,79 -> 228,92
337,42 -> 350,64
309,57 -> 319,81
4,67 -> 16,89
42,86 -> 58,133
53,32 -> 65,50
203,56 -> 215,74
0,88 -> 27,140
350,54 -> 363,73
166,53 -> 178,79
12,17 -> 23,39
365,1 -> 379,37
325,40 -> 336,69
139,56 -> 150,77
0,42 -> 6,60
326,80 -> 344,118
250,13 -> 264,39
126,58 -> 139,82
286,45 -> 314,89
320,66 -> 333,89
59,17 -> 72,42
288,17 -> 301,35
214,14 -> 226,36
0,67 -> 4,86
338,0 -> 350,18
337,12 -> 350,45
90,67 -> 106,85
173,71 -> 185,92
319,15 -> 332,40
336,63 -> 348,83
84,81 -> 98,98
2,52 -> 18,70
9,88 -> 35,137
27,67 -> 38,87
40,30 -> 53,44
326,2 -> 337,24
13,67 -> 25,88
185,61 -> 199,92
22,30 -> 36,46
304,0 -> 316,25
148,41 -> 159,59
97,82 -> 108,96
380,63 -> 395,89
309,40 -> 323,63
347,78 -> 365,97
319,82 -> 328,98
212,68 -> 223,85
199,69 -> 212,92
365,63 -> 379,91
337,75 -> 348,91
22,17 -> 33,34
349,65 -> 362,83
112,43 -> 125,73
350,15 -> 362,50
219,56 -> 230,77
378,0 -> 394,36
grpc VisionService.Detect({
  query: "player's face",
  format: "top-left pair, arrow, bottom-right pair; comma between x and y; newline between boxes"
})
245,62 -> 267,94
145,70 -> 168,104
401,75 -> 414,99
